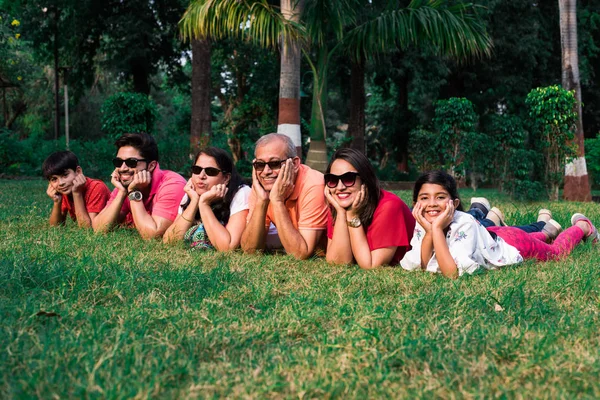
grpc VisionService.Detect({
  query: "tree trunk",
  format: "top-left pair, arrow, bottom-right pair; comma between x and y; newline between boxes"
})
191,38 -> 212,156
560,0 -> 592,201
348,56 -> 365,153
305,46 -> 329,172
395,66 -> 411,173
131,58 -> 150,94
53,11 -> 60,141
278,0 -> 305,158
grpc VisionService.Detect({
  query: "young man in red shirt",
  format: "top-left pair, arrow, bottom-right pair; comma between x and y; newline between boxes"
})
43,151 -> 111,228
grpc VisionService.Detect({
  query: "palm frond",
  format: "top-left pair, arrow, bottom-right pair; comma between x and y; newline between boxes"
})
302,0 -> 359,47
179,0 -> 304,49
343,0 -> 492,62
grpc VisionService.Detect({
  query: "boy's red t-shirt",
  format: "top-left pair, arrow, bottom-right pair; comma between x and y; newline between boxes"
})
327,190 -> 415,265
60,177 -> 111,221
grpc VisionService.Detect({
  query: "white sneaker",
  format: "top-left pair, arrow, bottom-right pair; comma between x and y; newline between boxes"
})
470,197 -> 491,214
538,209 -> 552,223
571,213 -> 599,242
542,219 -> 562,239
486,207 -> 506,226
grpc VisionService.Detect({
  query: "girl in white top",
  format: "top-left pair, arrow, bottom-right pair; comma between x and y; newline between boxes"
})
163,147 -> 250,251
401,171 -> 597,278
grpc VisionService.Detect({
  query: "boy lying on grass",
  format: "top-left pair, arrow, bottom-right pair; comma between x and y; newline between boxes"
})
43,150 -> 111,229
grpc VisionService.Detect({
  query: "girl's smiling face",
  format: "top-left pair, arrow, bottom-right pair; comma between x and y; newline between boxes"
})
416,183 -> 460,223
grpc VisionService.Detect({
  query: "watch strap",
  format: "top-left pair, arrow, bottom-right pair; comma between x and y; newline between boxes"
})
346,217 -> 362,228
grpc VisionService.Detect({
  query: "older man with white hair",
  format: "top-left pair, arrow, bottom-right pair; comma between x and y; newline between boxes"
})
241,133 -> 328,259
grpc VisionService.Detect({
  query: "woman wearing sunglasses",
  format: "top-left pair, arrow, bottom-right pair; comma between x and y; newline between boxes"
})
163,147 -> 250,251
324,148 -> 415,269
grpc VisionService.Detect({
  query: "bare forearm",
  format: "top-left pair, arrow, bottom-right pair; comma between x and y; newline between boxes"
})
130,202 -> 164,240
199,203 -> 234,251
348,227 -> 379,269
432,228 -> 458,278
93,192 -> 126,232
72,193 -> 92,228
420,233 -> 434,269
48,202 -> 65,226
271,201 -> 312,260
241,204 -> 268,253
163,202 -> 197,243
326,212 -> 353,265
163,215 -> 194,243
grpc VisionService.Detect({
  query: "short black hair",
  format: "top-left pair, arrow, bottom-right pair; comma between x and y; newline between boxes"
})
114,132 -> 159,162
42,151 -> 79,180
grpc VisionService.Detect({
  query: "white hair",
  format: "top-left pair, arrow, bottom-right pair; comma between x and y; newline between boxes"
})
254,133 -> 297,158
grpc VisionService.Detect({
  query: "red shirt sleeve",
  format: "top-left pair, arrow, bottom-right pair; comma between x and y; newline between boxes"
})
60,194 -> 71,217
366,191 -> 415,263
326,210 -> 334,239
84,178 -> 111,213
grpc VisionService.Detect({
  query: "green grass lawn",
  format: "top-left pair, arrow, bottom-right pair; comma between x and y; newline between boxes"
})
1,179 -> 599,398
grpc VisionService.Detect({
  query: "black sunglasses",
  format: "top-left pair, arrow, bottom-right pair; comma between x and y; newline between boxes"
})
253,158 -> 291,172
191,165 -> 222,177
113,157 -> 147,168
324,172 -> 359,188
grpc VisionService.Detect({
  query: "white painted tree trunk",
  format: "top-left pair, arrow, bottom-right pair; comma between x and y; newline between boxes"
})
560,0 -> 592,201
278,0 -> 305,158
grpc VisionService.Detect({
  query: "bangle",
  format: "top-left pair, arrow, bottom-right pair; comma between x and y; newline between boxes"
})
180,213 -> 193,223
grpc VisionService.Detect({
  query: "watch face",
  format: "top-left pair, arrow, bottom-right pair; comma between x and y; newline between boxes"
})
129,191 -> 143,201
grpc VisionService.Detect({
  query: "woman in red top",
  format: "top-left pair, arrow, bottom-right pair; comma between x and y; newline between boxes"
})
324,148 -> 415,269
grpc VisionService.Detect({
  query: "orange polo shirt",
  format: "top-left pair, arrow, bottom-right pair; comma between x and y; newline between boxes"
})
248,164 -> 328,231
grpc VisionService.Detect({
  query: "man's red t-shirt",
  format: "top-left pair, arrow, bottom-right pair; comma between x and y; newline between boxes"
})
60,177 -> 111,221
327,190 -> 415,265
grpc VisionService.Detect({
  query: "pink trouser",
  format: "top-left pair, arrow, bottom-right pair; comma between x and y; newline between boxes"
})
487,226 -> 586,261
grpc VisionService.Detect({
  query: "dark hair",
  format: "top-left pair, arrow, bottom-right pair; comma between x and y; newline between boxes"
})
412,171 -> 464,211
325,148 -> 381,228
42,151 -> 79,180
182,147 -> 245,224
114,132 -> 159,162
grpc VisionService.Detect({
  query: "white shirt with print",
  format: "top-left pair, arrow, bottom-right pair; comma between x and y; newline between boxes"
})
400,210 -> 523,276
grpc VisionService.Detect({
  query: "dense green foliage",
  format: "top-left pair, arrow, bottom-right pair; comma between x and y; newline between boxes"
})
1,180 -> 599,397
100,92 -> 159,138
584,134 -> 600,187
526,86 -> 578,200
2,2 -> 600,190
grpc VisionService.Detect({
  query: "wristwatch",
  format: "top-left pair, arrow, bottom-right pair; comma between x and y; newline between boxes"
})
346,216 -> 362,228
128,190 -> 143,202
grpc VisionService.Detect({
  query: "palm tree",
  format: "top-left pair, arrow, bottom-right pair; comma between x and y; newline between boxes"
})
279,0 -> 306,157
180,0 -> 301,157
180,0 -> 492,171
559,0 -> 592,201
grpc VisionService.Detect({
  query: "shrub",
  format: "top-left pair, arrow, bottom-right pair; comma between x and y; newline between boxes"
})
584,134 -> 600,188
510,179 -> 548,201
482,113 -> 542,195
433,97 -> 481,179
100,92 -> 158,138
525,85 -> 578,200
0,129 -> 59,176
409,98 -> 492,188
408,128 -> 441,173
